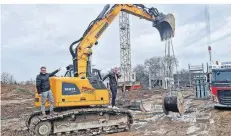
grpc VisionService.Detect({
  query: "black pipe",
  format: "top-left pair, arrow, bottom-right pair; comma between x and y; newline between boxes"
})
97,4 -> 110,19
82,4 -> 110,38
82,19 -> 98,38
69,38 -> 82,58
73,50 -> 78,77
69,38 -> 83,77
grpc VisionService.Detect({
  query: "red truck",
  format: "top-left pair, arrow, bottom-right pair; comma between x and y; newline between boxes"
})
210,62 -> 231,108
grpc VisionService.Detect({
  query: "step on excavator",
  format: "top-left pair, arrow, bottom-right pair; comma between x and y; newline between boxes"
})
26,4 -> 176,136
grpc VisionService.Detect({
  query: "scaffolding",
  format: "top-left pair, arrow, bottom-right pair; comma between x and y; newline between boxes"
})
188,64 -> 208,99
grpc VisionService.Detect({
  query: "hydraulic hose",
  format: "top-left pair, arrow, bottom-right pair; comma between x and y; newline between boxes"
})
69,38 -> 83,58
97,4 -> 110,19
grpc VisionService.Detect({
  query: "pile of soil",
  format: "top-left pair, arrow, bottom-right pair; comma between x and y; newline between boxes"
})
1,84 -> 34,100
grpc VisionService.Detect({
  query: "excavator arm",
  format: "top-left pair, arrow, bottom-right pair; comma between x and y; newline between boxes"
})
69,4 -> 175,78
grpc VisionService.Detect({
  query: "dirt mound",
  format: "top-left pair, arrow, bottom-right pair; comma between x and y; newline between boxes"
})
1,84 -> 34,100
1,84 -> 37,136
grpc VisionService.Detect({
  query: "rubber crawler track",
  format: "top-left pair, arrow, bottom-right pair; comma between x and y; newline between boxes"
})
27,107 -> 133,136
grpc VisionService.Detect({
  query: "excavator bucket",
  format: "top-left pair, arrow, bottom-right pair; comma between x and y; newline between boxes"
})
153,13 -> 175,41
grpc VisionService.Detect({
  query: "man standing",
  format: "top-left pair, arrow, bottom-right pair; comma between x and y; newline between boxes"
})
36,66 -> 61,117
102,68 -> 121,109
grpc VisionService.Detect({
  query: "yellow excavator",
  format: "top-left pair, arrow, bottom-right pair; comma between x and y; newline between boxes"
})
26,4 -> 175,136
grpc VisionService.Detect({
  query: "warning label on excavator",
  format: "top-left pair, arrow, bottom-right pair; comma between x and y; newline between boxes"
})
82,87 -> 95,93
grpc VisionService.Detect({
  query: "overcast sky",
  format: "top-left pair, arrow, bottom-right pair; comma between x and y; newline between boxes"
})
1,4 -> 231,81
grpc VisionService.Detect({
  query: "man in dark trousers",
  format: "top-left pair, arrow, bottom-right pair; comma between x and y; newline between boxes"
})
36,66 -> 61,117
102,68 -> 121,109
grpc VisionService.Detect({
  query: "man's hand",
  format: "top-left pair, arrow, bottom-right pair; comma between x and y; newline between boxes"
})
39,93 -> 42,97
117,72 -> 122,78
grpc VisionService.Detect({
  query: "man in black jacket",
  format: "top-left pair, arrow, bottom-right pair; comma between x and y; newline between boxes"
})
36,66 -> 61,116
102,68 -> 121,109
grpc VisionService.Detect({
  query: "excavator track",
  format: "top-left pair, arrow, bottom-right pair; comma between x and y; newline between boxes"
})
27,107 -> 133,136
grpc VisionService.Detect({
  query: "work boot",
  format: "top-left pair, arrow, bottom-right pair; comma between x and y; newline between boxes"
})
112,106 -> 119,109
41,112 -> 46,118
107,105 -> 112,108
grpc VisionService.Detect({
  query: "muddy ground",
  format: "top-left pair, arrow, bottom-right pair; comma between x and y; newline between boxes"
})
1,84 -> 231,136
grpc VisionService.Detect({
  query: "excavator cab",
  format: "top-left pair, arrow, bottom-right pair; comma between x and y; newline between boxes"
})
64,64 -> 103,80
64,64 -> 107,91
64,64 -> 74,77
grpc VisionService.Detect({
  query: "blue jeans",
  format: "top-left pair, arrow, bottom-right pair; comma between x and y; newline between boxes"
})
41,90 -> 54,113
122,91 -> 126,98
110,85 -> 117,107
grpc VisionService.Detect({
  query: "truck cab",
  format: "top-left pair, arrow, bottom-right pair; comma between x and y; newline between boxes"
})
210,62 -> 231,108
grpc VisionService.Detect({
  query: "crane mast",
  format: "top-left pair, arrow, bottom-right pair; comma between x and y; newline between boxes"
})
119,12 -> 132,83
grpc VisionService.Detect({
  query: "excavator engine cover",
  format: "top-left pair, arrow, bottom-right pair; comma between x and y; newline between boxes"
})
153,14 -> 175,41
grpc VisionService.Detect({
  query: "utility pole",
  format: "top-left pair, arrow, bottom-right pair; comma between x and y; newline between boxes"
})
205,5 -> 211,65
208,46 -> 212,65
148,67 -> 152,90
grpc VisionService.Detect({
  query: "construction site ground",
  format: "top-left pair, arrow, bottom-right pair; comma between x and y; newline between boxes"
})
1,84 -> 231,136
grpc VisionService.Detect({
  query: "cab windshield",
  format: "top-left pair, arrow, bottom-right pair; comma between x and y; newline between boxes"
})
212,69 -> 231,83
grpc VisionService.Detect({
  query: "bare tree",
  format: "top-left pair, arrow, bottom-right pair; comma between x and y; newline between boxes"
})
133,56 -> 179,88
25,80 -> 30,85
144,57 -> 163,77
174,69 -> 190,87
9,74 -> 15,84
19,81 -> 26,85
1,72 -> 17,84
1,72 -> 14,84
162,56 -> 179,71
1,72 -> 9,84
133,64 -> 149,88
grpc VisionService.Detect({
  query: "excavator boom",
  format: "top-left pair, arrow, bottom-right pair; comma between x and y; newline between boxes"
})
69,4 -> 175,78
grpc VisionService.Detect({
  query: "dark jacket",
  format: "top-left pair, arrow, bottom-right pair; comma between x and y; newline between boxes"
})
102,72 -> 121,87
36,69 -> 59,94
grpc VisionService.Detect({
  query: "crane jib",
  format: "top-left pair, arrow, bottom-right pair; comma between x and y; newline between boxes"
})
95,22 -> 109,38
